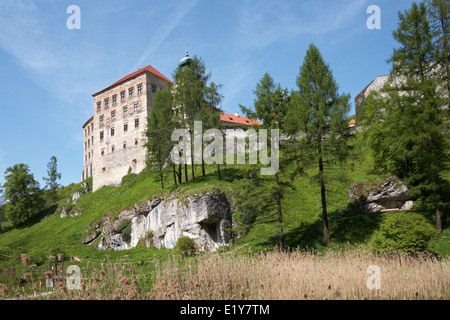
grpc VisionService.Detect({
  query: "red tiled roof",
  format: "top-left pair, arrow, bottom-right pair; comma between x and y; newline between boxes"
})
93,65 -> 172,96
349,119 -> 356,125
220,113 -> 263,126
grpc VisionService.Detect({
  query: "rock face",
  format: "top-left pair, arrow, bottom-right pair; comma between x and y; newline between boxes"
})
83,191 -> 234,251
348,178 -> 413,213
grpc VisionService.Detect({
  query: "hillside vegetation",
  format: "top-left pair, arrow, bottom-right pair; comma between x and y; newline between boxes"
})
0,132 -> 448,271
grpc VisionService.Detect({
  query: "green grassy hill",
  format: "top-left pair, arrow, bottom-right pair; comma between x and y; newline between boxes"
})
0,132 -> 449,269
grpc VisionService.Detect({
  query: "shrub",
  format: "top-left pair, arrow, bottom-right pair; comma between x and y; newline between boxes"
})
175,236 -> 196,256
117,219 -> 132,244
369,212 -> 439,254
121,173 -> 137,187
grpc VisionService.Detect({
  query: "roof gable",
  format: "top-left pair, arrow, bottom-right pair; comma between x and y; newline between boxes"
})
93,65 -> 172,97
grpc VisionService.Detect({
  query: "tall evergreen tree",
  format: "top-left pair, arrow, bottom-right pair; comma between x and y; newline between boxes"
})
43,156 -> 61,202
427,0 -> 450,98
365,2 -> 449,232
145,87 -> 177,189
287,44 -> 352,245
238,73 -> 291,251
201,81 -> 223,178
172,56 -> 212,181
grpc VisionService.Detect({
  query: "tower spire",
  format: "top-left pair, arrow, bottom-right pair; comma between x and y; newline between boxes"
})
186,41 -> 189,57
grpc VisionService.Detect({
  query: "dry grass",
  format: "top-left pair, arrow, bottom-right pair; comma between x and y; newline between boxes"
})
1,248 -> 448,300
148,247 -> 450,300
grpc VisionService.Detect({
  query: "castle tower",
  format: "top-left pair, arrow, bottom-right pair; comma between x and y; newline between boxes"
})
83,65 -> 172,191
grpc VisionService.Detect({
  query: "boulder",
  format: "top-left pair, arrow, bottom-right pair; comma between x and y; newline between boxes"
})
348,178 -> 413,213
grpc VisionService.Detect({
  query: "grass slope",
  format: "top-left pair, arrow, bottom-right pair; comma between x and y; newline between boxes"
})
0,133 -> 449,269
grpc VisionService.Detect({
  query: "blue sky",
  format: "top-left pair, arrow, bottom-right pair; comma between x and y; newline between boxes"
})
0,0 -> 416,188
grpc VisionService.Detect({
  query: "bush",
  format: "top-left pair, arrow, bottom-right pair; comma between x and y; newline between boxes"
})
175,236 -> 196,256
369,212 -> 439,254
117,219 -> 132,244
121,173 -> 137,187
427,228 -> 450,257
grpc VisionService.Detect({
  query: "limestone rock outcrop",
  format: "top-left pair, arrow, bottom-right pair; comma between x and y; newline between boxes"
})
83,191 -> 234,251
348,178 -> 413,213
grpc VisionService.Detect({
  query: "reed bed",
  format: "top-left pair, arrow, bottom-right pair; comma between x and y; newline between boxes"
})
148,247 -> 449,300
1,248 -> 448,300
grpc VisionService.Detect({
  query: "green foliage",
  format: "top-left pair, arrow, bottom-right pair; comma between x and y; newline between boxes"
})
43,156 -> 62,202
121,173 -> 137,187
175,236 -> 196,256
364,2 -> 449,232
286,43 -> 352,244
427,228 -> 450,256
3,164 -> 45,227
145,87 -> 177,189
117,219 -> 132,244
369,212 -> 439,253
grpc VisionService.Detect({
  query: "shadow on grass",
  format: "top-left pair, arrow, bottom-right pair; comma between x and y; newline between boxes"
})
19,204 -> 59,229
328,209 -> 383,244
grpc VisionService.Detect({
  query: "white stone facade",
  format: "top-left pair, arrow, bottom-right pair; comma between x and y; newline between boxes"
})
83,66 -> 171,191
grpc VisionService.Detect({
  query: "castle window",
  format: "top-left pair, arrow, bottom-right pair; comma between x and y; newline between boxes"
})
137,84 -> 143,94
100,131 -> 104,140
112,146 -> 115,152
101,150 -> 105,156
97,101 -> 101,112
88,139 -> 90,148
100,115 -> 104,125
123,143 -> 126,149
92,136 -> 94,146
135,118 -> 139,128
104,98 -> 109,108
121,91 -> 125,101
151,84 -> 157,93
111,128 -> 115,137
135,139 -> 138,146
85,142 -> 87,150
102,167 -> 106,172
88,126 -> 90,135
88,152 -> 90,159
134,103 -> 139,112
123,107 -> 128,116
111,111 -> 116,121
129,87 -> 134,97
85,155 -> 87,162
124,123 -> 128,132
112,95 -> 117,105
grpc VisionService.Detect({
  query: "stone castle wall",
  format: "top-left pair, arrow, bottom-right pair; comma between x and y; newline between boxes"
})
88,71 -> 169,191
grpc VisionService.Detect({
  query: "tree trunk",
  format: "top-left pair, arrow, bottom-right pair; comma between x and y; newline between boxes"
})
178,164 -> 182,184
202,159 -> 206,177
318,141 -> 331,245
217,164 -> 221,180
274,172 -> 285,252
436,205 -> 442,232
160,171 -> 164,189
185,164 -> 188,182
173,164 -> 177,185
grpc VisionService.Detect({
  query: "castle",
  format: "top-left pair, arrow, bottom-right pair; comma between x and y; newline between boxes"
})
82,57 -> 261,191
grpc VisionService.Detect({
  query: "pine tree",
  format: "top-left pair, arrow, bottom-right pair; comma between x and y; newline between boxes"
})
145,87 -> 177,189
238,73 -> 291,251
287,44 -> 352,245
43,156 -> 61,202
427,0 -> 450,98
172,56 -> 212,181
365,2 -> 449,232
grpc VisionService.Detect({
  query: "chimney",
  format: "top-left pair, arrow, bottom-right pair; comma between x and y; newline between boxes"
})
234,112 -> 239,117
